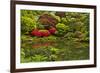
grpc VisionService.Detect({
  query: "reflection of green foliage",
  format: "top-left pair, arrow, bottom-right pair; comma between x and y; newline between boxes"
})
49,47 -> 59,54
46,36 -> 57,41
49,54 -> 58,61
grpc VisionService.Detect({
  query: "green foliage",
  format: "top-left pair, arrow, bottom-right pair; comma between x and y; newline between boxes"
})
50,12 -> 61,22
56,23 -> 69,30
37,22 -> 45,29
55,23 -> 69,36
49,47 -> 59,54
21,48 -> 25,63
32,55 -> 48,62
21,16 -> 36,34
61,18 -> 67,24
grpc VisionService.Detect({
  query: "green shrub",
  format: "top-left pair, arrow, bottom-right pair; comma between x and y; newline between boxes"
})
55,23 -> 69,36
21,16 -> 36,34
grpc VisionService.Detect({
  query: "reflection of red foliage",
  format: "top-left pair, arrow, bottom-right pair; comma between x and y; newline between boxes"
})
32,42 -> 55,48
32,43 -> 49,48
49,27 -> 56,34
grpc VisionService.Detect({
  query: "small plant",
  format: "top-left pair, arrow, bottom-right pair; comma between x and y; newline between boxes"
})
32,55 -> 48,62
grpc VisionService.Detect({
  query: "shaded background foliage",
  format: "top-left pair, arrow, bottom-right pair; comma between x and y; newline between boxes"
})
21,9 -> 89,63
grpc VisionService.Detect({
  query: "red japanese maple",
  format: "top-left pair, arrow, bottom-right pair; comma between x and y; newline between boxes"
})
49,27 -> 56,34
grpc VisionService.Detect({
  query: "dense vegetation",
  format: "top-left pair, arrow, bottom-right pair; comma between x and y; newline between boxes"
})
21,10 -> 89,63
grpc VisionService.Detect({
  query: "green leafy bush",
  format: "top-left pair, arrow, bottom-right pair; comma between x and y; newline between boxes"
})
55,23 -> 69,36
21,16 -> 36,34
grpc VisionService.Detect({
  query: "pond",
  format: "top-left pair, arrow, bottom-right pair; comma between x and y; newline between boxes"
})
21,35 -> 89,63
